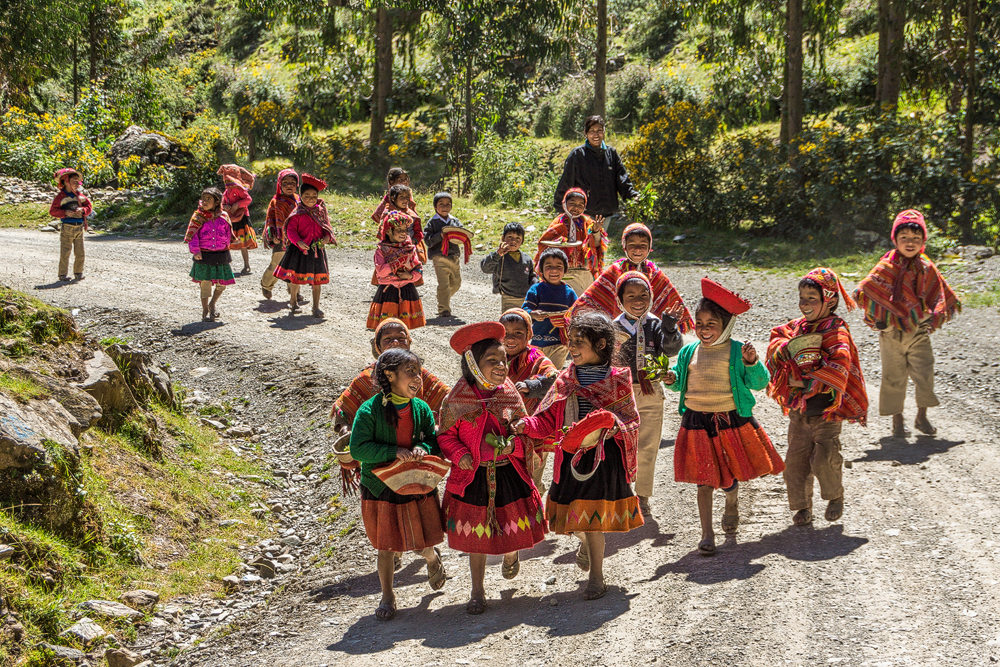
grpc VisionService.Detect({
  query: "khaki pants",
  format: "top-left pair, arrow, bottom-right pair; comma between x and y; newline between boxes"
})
633,382 -> 665,497
432,255 -> 462,315
783,411 -> 844,511
199,281 -> 226,299
879,328 -> 938,415
531,451 -> 550,494
540,344 -> 568,371
261,250 -> 286,292
501,293 -> 525,312
563,267 -> 593,300
59,223 -> 85,276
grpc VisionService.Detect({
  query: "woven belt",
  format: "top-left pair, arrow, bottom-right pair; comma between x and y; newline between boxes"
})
480,458 -> 510,468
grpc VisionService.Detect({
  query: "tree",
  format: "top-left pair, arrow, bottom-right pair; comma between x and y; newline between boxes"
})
594,0 -> 607,116
0,0 -> 78,106
876,0 -> 906,113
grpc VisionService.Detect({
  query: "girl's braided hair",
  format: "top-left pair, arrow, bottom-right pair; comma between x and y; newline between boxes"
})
373,348 -> 421,428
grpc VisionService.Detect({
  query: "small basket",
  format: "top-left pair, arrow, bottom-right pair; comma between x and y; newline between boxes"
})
787,333 -> 824,371
332,432 -> 355,466
373,455 -> 451,495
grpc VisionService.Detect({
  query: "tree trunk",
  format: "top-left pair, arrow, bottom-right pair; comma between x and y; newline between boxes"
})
780,56 -> 789,145
88,9 -> 98,82
73,37 -> 79,105
369,7 -> 393,166
464,53 -> 474,193
964,0 -> 977,171
784,0 -> 803,142
594,0 -> 608,117
876,0 -> 906,112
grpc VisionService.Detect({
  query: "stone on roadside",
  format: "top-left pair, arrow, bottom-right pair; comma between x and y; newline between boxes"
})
0,544 -> 13,561
39,642 -> 87,660
120,589 -> 160,612
80,599 -> 144,620
251,557 -> 276,579
106,646 -> 145,667
222,575 -> 241,593
200,418 -> 226,430
59,617 -> 108,644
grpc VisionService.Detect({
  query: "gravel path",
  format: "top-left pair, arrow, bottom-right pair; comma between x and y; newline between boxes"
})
3,227 -> 1000,667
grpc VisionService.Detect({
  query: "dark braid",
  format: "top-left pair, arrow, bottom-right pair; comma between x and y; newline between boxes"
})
373,348 -> 420,428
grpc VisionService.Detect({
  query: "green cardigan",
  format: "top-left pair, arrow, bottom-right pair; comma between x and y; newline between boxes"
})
349,394 -> 439,496
665,339 -> 770,417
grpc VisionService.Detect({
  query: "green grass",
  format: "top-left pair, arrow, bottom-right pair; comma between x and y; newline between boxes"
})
0,202 -> 51,229
958,279 -> 1000,309
0,286 -> 78,359
99,335 -> 133,347
0,371 -> 48,403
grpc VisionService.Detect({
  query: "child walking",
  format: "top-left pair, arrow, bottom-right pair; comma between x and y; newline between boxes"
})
438,323 -> 547,615
368,210 -> 426,330
261,168 -> 303,303
513,312 -> 643,601
664,279 -> 784,556
49,168 -> 93,282
853,210 -> 961,438
768,268 -> 868,526
217,164 -> 257,274
423,191 -> 469,318
371,167 -> 414,224
349,348 -> 447,621
611,271 -> 684,514
273,174 -> 337,318
534,188 -> 608,297
522,248 -> 577,370
187,187 -> 236,321
574,222 -> 693,333
499,308 -> 559,491
480,223 -> 538,312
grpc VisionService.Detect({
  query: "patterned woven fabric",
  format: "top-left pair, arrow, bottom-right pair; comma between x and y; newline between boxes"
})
332,366 -> 448,428
573,258 -> 693,333
533,214 -> 608,278
853,250 -> 960,333
506,346 -> 558,414
766,315 -> 868,424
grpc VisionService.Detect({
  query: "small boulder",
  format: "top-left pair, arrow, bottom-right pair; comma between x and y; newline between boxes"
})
119,589 -> 159,613
0,544 -> 13,561
222,575 -> 241,593
105,646 -> 144,667
39,643 -> 87,661
59,617 -> 108,644
79,599 -> 143,621
76,349 -> 138,428
109,125 -> 194,175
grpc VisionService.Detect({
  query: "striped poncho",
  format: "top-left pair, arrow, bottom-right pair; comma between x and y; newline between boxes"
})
331,365 -> 449,430
766,315 -> 868,425
572,258 -> 694,333
852,250 -> 961,334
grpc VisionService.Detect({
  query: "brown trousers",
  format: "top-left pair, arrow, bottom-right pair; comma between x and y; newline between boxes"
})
59,223 -> 85,276
783,411 -> 844,511
563,268 -> 593,300
633,382 -> 665,497
432,255 -> 462,314
540,344 -> 568,371
879,328 -> 938,415
500,293 -> 524,313
261,250 -> 286,292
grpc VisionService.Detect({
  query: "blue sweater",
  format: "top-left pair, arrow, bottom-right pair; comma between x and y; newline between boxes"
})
522,281 -> 577,346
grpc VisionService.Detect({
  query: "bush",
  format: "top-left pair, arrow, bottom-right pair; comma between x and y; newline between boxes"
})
606,64 -> 652,133
0,107 -> 114,185
709,46 -> 782,126
471,133 -> 561,208
638,65 -> 705,127
534,77 -> 595,140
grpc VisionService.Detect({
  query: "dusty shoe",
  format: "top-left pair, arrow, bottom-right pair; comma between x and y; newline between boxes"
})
892,415 -> 911,438
312,308 -> 324,319
825,498 -> 844,522
297,293 -> 308,305
74,273 -> 84,281
721,512 -> 739,534
914,416 -> 937,436
638,495 -> 651,514
793,509 -> 813,526
262,287 -> 272,299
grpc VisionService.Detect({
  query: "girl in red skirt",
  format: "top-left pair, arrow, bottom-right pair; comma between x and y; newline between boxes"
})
367,210 -> 426,330
438,323 -> 547,615
273,174 -> 337,318
349,347 -> 448,621
513,312 -> 643,601
664,278 -> 785,556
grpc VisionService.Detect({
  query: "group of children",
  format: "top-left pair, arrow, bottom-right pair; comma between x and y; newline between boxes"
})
335,205 -> 961,620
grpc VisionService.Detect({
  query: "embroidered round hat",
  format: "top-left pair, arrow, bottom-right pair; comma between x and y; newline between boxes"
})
275,168 -> 300,195
701,277 -> 752,316
373,456 -> 451,495
560,409 -> 617,455
501,308 -> 533,333
891,209 -> 927,251
450,322 -> 507,354
801,267 -> 857,311
300,173 -> 327,192
621,222 -> 652,247
54,167 -> 81,187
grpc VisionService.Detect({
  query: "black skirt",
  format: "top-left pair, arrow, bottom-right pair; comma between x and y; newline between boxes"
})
193,250 -> 232,266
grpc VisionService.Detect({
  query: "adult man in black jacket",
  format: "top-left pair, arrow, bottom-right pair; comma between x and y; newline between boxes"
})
553,115 -> 640,217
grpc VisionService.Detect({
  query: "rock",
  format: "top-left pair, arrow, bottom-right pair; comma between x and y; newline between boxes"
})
120,589 -> 159,612
251,557 -> 276,579
133,662 -> 154,667
218,519 -> 244,528
105,647 -> 144,667
39,642 -> 87,660
80,599 -> 144,620
201,418 -> 226,430
222,575 -> 241,593
4,366 -> 102,436
240,574 -> 263,585
105,344 -> 175,409
0,393 -> 79,468
275,554 -> 294,564
59,617 -> 108,644
225,425 -> 253,438
2,616 -> 25,641
147,617 -> 170,629
0,305 -> 19,323
961,245 -> 995,261
109,126 -> 194,177
0,544 -> 13,561
545,575 -> 556,585
76,349 -> 138,428
281,535 -> 302,547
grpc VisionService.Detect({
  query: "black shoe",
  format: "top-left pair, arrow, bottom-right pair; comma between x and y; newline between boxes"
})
262,287 -> 272,299
440,310 -> 452,318
58,276 -> 70,282
74,273 -> 84,281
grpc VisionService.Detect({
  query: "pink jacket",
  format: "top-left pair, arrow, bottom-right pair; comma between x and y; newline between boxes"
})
49,189 -> 93,220
188,215 -> 234,254
285,213 -> 331,248
374,247 -> 422,287
438,411 -> 533,496
223,185 -> 252,223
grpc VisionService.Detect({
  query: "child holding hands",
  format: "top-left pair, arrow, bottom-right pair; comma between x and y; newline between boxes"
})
664,279 -> 784,556
367,210 -> 426,330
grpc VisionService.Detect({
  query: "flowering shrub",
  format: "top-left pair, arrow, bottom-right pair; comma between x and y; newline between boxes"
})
309,118 -> 450,179
0,107 -> 114,184
471,133 -> 560,208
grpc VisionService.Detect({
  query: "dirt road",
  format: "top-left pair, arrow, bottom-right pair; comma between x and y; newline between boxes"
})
3,227 -> 1000,667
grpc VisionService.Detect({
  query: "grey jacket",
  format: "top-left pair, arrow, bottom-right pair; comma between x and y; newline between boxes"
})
479,250 -> 537,298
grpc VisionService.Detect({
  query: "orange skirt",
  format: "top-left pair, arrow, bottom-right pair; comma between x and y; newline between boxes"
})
367,284 -> 425,330
229,220 -> 259,250
673,409 -> 784,489
360,485 -> 444,552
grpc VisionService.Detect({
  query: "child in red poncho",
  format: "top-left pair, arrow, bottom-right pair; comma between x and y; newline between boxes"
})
49,168 -> 93,282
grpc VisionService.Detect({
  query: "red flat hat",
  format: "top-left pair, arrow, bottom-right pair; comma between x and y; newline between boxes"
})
560,410 -> 617,454
300,173 -> 327,192
450,322 -> 507,354
701,277 -> 752,316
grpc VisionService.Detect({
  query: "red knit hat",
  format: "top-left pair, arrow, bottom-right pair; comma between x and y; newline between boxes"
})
300,173 -> 327,192
54,167 -> 81,187
701,277 -> 752,315
449,322 -> 507,354
891,209 -> 927,251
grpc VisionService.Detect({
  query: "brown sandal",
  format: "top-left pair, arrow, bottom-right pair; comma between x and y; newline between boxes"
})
374,599 -> 396,621
466,597 -> 487,615
502,553 -> 520,580
825,498 -> 844,522
721,512 -> 740,534
427,547 -> 446,590
697,535 -> 716,556
584,580 -> 608,600
793,509 -> 813,526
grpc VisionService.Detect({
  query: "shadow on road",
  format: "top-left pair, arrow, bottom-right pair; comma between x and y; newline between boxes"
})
34,280 -> 71,290
170,321 -> 225,336
646,524 -> 868,586
425,315 -> 465,327
254,299 -> 289,314
268,314 -> 324,330
853,436 -> 966,466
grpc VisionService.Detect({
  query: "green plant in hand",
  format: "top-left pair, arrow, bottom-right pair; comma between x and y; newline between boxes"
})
485,433 -> 514,457
642,354 -> 674,381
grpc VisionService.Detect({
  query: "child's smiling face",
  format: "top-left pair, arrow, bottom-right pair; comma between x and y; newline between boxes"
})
798,286 -> 832,322
695,310 -> 725,345
624,234 -> 651,264
894,228 -> 924,258
377,323 -> 410,353
564,195 -> 586,218
621,283 -> 651,318
388,225 -> 408,243
475,344 -> 508,387
386,361 -> 422,399
502,320 -> 530,358
434,198 -> 452,218
280,176 -> 298,196
541,257 -> 566,285
502,232 -> 523,252
568,328 -> 604,366
300,189 -> 319,207
65,175 -> 81,191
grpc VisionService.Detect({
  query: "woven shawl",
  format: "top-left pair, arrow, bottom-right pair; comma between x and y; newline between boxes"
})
333,365 -> 448,426
507,346 -> 558,414
184,209 -> 230,243
533,214 -> 608,276
853,250 -> 961,333
574,258 -> 694,333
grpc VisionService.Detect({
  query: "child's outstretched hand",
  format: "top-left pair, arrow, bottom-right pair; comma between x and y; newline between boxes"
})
591,215 -> 605,230
529,311 -> 548,322
511,419 -> 526,435
742,340 -> 759,365
663,301 -> 686,324
497,241 -> 510,256
515,381 -> 529,394
457,453 -> 474,470
411,448 -> 426,460
395,448 -> 414,462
